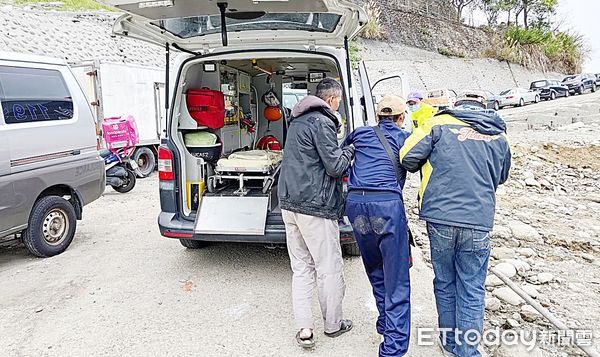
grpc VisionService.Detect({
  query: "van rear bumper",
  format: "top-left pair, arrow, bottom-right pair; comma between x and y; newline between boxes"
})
158,212 -> 355,245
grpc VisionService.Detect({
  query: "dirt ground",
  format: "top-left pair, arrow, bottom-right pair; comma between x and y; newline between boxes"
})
1,92 -> 599,357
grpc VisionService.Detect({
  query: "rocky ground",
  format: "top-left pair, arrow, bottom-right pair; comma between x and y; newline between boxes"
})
404,91 -> 600,356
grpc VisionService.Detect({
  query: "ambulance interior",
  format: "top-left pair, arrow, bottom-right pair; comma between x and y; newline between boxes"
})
173,56 -> 348,216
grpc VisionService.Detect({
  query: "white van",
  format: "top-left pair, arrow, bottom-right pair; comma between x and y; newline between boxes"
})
0,52 -> 105,257
100,0 -> 403,254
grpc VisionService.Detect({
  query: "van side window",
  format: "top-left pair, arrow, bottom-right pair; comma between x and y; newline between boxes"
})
0,66 -> 74,124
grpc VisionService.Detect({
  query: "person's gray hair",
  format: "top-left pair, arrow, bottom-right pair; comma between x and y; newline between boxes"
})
316,78 -> 342,101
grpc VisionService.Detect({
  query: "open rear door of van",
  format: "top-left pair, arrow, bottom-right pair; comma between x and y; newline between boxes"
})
358,61 -> 376,126
97,0 -> 367,51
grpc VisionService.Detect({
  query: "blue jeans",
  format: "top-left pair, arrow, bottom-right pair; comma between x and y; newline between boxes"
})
426,222 -> 491,357
346,192 -> 411,357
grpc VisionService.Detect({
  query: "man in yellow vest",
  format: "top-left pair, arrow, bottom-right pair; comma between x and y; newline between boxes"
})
407,91 -> 437,129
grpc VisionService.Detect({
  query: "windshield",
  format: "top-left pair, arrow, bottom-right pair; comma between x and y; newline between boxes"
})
151,13 -> 342,39
500,89 -> 513,95
563,76 -> 577,82
531,81 -> 547,88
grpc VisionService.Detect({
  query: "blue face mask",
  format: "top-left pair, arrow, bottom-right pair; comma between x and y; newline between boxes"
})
408,103 -> 421,113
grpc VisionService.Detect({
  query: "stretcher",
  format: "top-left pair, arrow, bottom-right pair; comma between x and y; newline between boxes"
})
208,150 -> 283,195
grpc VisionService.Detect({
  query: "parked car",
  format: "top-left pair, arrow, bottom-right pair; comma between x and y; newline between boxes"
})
282,88 -> 308,111
498,88 -> 540,108
423,88 -> 458,110
562,74 -> 597,95
459,90 -> 501,110
101,0 -> 411,256
595,73 -> 600,87
530,79 -> 569,100
0,51 -> 105,257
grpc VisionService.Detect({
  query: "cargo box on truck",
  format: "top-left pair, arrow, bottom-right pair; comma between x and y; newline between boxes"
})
72,61 -> 166,177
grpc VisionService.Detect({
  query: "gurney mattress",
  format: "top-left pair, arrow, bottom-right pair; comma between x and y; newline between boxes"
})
216,150 -> 282,172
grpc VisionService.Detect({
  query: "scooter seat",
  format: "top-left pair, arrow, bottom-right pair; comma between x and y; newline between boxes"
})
99,149 -> 112,159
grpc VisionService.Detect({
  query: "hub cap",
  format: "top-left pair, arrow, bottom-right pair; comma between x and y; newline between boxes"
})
43,209 -> 69,246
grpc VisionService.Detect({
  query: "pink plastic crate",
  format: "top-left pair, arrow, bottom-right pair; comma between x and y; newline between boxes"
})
102,115 -> 139,151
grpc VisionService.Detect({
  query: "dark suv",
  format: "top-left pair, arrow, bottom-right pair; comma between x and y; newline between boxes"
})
595,73 -> 600,87
562,74 -> 597,95
530,79 -> 569,100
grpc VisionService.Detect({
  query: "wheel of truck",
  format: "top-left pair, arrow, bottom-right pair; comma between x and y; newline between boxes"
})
112,170 -> 136,193
179,239 -> 209,249
342,242 -> 361,257
133,147 -> 155,178
518,98 -> 525,107
22,196 -> 77,258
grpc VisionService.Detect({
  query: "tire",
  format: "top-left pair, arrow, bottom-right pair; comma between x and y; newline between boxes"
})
179,239 -> 209,249
565,90 -> 569,98
592,84 -> 597,93
493,101 -> 500,111
534,95 -> 540,103
519,98 -> 525,107
112,169 -> 136,193
133,147 -> 155,178
342,242 -> 361,257
22,196 -> 77,258
578,85 -> 584,95
551,91 -> 556,100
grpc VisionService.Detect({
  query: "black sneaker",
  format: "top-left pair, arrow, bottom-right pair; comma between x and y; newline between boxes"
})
324,319 -> 353,338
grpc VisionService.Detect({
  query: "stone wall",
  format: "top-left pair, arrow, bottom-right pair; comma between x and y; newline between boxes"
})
0,5 -> 164,67
359,39 -> 564,95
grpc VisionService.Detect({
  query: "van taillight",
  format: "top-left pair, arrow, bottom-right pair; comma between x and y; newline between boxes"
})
158,146 -> 174,181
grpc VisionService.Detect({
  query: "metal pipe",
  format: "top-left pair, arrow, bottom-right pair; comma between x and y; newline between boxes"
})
491,267 -> 599,357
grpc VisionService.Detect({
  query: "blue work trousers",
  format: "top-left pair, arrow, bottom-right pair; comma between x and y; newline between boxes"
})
346,191 -> 411,357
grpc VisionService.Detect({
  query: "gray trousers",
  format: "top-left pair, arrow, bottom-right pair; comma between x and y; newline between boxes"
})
282,209 -> 346,333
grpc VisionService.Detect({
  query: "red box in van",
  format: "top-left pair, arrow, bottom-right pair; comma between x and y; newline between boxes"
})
186,88 -> 225,129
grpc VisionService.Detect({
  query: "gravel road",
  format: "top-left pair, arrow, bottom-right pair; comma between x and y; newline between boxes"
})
0,176 -> 441,356
2,90 -> 598,356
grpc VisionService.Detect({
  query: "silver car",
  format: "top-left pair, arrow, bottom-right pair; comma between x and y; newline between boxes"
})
0,52 -> 105,257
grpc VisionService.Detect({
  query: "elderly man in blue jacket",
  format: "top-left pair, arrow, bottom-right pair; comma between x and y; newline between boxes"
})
400,103 -> 511,357
343,95 -> 412,357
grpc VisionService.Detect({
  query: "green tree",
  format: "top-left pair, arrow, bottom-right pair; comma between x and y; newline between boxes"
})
451,0 -> 478,23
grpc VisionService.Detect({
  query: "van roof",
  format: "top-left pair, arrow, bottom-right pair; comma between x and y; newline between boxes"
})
0,51 -> 67,66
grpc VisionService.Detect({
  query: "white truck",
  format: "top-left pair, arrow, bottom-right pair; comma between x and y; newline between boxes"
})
71,61 -> 166,177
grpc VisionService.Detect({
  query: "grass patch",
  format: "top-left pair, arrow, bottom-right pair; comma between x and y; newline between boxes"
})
360,0 -> 387,40
437,47 -> 466,58
349,40 -> 361,69
15,0 -> 113,11
484,26 -> 587,74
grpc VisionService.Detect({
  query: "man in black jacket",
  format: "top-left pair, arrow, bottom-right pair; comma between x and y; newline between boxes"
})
278,78 -> 355,348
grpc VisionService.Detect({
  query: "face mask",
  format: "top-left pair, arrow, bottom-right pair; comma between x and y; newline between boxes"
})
408,104 -> 421,113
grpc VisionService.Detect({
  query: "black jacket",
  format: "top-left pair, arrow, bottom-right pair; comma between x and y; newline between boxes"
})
278,96 -> 355,220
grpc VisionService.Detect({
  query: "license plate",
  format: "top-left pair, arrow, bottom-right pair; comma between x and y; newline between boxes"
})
130,161 -> 139,170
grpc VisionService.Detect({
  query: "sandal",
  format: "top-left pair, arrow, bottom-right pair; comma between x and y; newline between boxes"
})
296,330 -> 315,349
324,319 -> 353,338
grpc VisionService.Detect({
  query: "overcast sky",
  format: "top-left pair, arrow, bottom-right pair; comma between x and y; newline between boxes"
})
556,0 -> 599,72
